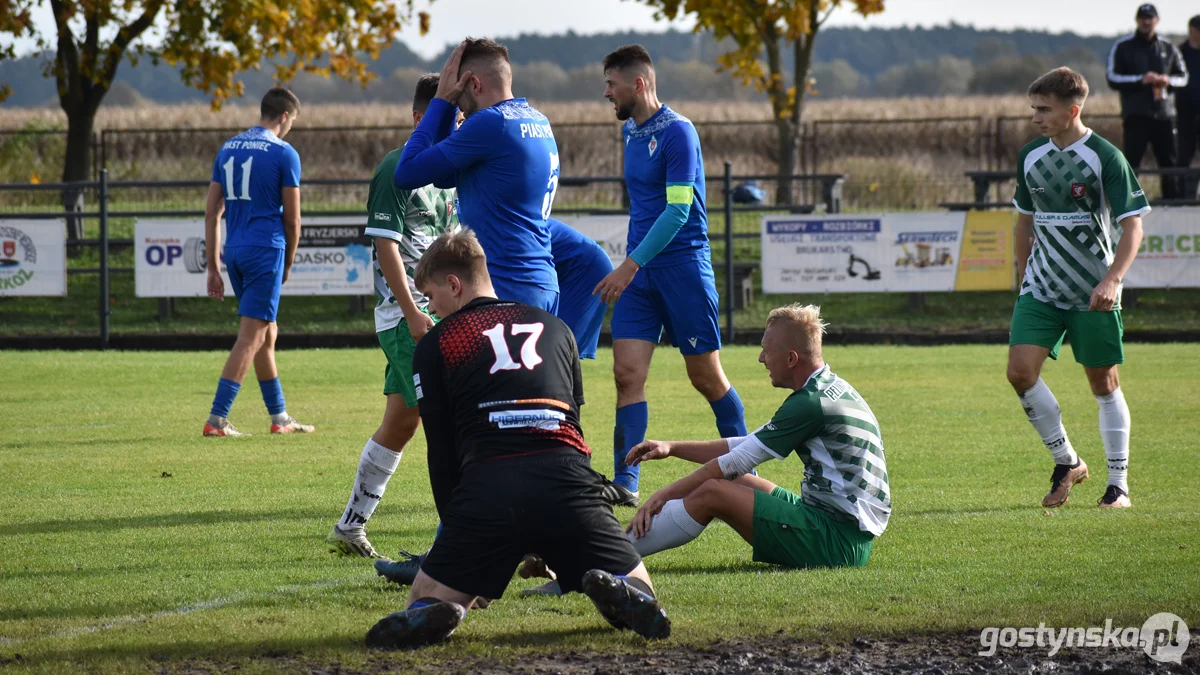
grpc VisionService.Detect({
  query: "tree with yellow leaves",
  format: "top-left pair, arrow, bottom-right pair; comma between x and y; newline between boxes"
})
0,0 -> 429,239
635,0 -> 885,203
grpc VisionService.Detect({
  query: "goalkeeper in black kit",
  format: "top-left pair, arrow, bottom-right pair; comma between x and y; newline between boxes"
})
365,229 -> 670,649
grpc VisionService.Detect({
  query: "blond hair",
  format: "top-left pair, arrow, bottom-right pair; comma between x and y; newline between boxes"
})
766,304 -> 827,356
1027,67 -> 1089,107
413,228 -> 489,289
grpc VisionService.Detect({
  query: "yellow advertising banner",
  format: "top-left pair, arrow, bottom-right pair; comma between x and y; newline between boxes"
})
955,211 -> 1014,291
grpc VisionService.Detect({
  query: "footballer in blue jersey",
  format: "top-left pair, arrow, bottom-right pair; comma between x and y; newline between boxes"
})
202,88 -> 314,438
595,46 -> 747,504
548,218 -> 613,359
393,38 -> 560,314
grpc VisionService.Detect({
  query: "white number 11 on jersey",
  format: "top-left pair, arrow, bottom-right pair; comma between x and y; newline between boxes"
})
222,156 -> 253,201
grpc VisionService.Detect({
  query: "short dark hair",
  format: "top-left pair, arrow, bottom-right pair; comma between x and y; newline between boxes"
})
460,37 -> 510,74
603,44 -> 654,74
413,73 -> 440,113
1028,67 -> 1089,106
261,87 -> 300,121
1189,14 -> 1200,30
414,229 -> 489,289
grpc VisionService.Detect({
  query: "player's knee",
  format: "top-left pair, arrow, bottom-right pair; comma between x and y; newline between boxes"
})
613,360 -> 648,397
686,369 -> 729,401
684,479 -> 727,521
1006,361 -> 1037,392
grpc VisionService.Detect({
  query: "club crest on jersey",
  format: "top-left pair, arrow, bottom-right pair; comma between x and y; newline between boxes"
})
1071,182 -> 1086,199
648,136 -> 658,156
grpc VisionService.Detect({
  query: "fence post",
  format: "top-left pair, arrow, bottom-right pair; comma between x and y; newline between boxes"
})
723,161 -> 734,342
99,169 -> 111,350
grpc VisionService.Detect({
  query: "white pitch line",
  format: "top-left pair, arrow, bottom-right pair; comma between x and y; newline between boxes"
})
0,575 -> 373,647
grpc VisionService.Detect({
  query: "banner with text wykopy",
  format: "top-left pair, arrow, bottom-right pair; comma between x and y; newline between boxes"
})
1125,207 -> 1200,289
762,212 -> 1013,293
135,217 -> 373,298
0,220 -> 67,296
552,215 -> 629,267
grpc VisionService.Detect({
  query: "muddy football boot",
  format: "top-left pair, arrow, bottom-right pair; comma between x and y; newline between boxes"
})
365,599 -> 466,649
1042,458 -> 1088,508
581,569 -> 670,639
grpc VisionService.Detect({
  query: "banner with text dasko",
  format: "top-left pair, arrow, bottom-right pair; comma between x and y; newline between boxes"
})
761,213 -> 973,294
134,217 -> 374,298
0,219 -> 67,297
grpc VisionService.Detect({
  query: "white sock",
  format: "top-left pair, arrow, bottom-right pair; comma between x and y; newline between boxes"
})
270,412 -> 290,425
339,439 -> 402,530
627,499 -> 706,557
1019,378 -> 1079,465
1096,388 -> 1130,493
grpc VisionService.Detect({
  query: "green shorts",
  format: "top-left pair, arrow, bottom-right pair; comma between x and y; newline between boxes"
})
378,320 -> 420,406
1009,294 -> 1124,367
751,487 -> 874,569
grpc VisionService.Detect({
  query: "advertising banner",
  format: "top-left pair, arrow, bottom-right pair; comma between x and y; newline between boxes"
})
762,213 -> 982,293
553,214 -> 628,267
135,217 -> 373,298
1125,207 -> 1200,289
0,219 -> 67,296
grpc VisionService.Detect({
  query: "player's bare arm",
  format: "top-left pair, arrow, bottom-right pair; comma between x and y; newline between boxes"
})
375,238 -> 435,341
1090,215 -> 1144,311
282,186 -> 301,284
629,460 -> 724,539
1014,212 -> 1034,283
625,438 -> 733,467
204,181 -> 225,300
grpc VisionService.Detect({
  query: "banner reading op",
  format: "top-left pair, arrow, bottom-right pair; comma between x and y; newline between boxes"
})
135,217 -> 373,297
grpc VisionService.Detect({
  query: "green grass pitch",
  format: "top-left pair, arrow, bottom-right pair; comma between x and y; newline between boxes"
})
1,344 -> 1197,672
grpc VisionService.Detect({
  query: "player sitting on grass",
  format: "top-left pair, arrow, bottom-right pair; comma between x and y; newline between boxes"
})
365,230 -> 670,649
326,74 -> 459,559
624,305 -> 890,570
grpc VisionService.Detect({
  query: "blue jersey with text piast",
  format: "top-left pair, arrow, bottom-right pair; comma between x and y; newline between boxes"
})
622,105 -> 708,267
210,126 -> 301,250
439,98 -> 559,291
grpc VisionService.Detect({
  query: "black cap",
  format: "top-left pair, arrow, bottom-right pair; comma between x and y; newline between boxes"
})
1136,3 -> 1158,18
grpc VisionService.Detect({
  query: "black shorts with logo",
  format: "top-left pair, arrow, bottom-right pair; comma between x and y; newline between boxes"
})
420,448 -> 641,600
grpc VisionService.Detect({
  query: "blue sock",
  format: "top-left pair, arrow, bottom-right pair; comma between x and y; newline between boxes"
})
710,387 -> 748,438
613,402 -> 648,493
435,522 -> 443,540
258,377 -> 286,415
210,378 -> 241,418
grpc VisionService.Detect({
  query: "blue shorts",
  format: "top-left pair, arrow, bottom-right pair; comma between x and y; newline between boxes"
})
557,284 -> 607,360
225,245 -> 284,322
491,276 -> 560,315
556,258 -> 611,360
611,258 -> 721,355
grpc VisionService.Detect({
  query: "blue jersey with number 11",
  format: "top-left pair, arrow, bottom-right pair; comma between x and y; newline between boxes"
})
210,126 -> 301,250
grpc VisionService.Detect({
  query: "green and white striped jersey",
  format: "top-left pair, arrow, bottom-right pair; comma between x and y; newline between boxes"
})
365,147 -> 458,333
1012,129 -> 1150,311
749,365 -> 890,536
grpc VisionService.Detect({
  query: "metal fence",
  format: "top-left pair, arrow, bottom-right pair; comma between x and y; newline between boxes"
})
0,166 -> 846,349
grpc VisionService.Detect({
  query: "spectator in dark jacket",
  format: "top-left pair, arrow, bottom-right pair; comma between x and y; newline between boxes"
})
1178,15 -> 1200,197
1107,3 -> 1190,198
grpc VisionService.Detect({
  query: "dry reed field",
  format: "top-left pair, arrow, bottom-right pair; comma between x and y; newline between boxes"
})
1,95 -> 1135,210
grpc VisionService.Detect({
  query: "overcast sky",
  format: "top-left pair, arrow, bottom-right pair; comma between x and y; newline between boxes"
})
4,0 -> 1197,61
399,0 -> 1198,59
